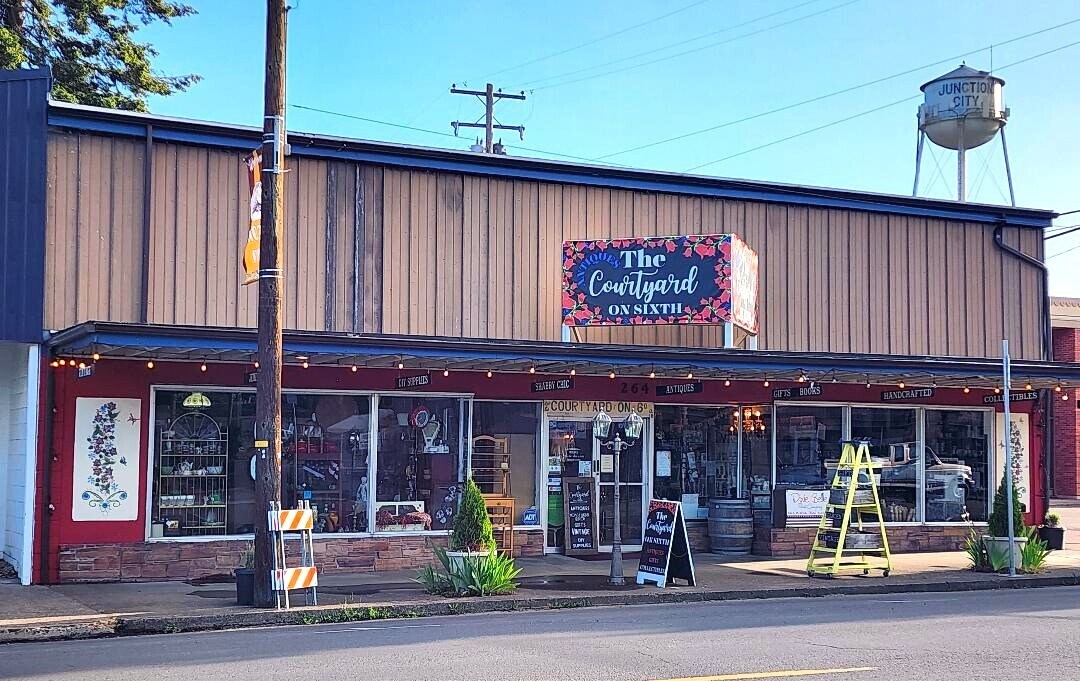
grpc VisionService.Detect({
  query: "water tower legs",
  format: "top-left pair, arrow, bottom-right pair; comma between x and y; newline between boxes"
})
912,130 -> 925,197
1001,126 -> 1017,207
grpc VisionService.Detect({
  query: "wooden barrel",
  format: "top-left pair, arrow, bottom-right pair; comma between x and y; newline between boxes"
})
708,499 -> 753,555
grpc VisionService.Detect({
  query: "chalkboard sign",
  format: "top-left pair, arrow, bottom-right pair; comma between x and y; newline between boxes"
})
636,499 -> 696,587
562,477 -> 598,555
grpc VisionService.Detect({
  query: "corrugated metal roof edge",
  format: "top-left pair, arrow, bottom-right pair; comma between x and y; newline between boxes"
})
45,100 -> 1055,228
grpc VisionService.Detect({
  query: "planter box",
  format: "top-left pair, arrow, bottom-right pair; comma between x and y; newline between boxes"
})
982,535 -> 1027,568
376,523 -> 426,533
235,568 -> 254,606
444,549 -> 490,573
1038,526 -> 1065,550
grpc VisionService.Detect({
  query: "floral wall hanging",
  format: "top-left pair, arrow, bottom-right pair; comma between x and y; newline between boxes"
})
71,397 -> 142,521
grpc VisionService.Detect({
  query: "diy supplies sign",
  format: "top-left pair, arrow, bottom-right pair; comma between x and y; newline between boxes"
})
562,233 -> 758,332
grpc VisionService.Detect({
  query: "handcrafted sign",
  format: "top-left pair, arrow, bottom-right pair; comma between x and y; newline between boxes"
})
563,478 -> 598,555
562,233 -> 758,332
880,387 -> 935,402
657,381 -> 704,396
532,377 -> 575,393
636,499 -> 696,587
983,391 -> 1038,404
72,398 -> 141,521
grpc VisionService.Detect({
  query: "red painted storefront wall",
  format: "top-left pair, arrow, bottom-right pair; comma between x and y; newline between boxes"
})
1053,327 -> 1080,497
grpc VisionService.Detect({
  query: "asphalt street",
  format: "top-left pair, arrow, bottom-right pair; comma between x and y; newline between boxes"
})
3,587 -> 1080,681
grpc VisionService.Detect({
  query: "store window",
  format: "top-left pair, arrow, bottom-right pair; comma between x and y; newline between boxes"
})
774,406 -> 844,488
152,390 -> 255,538
282,393 -> 371,533
471,401 -> 540,525
924,410 -> 991,522
375,396 -> 464,532
653,406 -> 739,519
850,407 -> 917,522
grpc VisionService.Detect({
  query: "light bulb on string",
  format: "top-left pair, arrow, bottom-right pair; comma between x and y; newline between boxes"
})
763,377 -> 769,387
648,371 -> 656,379
570,369 -> 576,376
687,372 -> 694,379
1055,385 -> 1062,393
254,361 -> 260,369
724,379 -> 731,387
302,361 -> 309,369
487,370 -> 493,378
351,365 -> 358,373
92,353 -> 101,361
898,381 -> 906,389
200,363 -> 207,372
397,361 -> 404,370
146,360 -> 154,369
50,360 -> 59,368
1025,383 -> 1033,391
443,368 -> 450,377
529,366 -> 536,374
963,386 -> 971,394
1064,394 -> 1071,401
994,387 -> 1001,394
609,371 -> 616,379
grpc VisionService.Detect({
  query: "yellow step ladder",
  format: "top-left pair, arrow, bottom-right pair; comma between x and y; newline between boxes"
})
807,439 -> 893,578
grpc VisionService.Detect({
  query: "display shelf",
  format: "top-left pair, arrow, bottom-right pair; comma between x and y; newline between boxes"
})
159,504 -> 226,509
156,411 -> 229,537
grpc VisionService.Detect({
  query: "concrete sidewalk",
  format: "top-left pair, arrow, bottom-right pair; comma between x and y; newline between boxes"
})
3,549 -> 1080,644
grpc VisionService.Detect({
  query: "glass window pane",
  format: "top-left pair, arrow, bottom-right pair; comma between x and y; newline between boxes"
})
375,396 -> 463,532
743,404 -> 773,493
850,408 -> 918,522
774,406 -> 844,488
653,406 -> 740,519
153,390 -> 254,537
282,393 -> 371,534
925,410 -> 990,522
471,401 -> 539,523
546,420 -> 593,549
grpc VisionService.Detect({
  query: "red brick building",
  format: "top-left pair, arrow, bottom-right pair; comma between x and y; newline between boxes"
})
1052,297 -> 1080,497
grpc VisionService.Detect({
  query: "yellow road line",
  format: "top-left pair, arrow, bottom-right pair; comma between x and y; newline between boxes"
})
654,667 -> 876,681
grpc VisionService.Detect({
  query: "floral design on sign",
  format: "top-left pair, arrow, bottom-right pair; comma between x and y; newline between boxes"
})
80,401 -> 130,513
561,234 -> 751,327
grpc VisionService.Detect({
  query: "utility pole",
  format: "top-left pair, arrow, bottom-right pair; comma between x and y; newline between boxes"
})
254,0 -> 287,608
450,83 -> 526,153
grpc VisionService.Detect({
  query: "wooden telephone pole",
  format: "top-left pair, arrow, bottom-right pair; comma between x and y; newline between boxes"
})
450,83 -> 525,153
254,0 -> 287,608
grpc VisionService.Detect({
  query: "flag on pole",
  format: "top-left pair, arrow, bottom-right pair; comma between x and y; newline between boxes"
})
242,150 -> 262,286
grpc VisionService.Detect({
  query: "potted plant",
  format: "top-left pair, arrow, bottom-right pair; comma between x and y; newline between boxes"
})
235,542 -> 255,606
444,479 -> 496,573
982,470 -> 1027,567
1038,511 -> 1065,550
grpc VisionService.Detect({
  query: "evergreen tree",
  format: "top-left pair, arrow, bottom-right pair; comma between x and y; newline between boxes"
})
987,467 -> 1026,538
0,0 -> 199,111
450,479 -> 496,553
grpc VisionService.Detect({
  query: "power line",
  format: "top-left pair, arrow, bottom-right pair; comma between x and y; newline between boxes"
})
1047,241 -> 1080,259
518,0 -> 852,91
1047,225 -> 1080,240
597,16 -> 1080,160
484,0 -> 714,80
685,37 -> 1080,171
290,103 -> 620,165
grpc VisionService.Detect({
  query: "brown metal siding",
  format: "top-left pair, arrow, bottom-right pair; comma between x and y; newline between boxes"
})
43,131 -> 1049,360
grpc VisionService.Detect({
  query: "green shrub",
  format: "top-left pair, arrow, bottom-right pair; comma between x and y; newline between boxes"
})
987,469 -> 1026,538
1043,511 -> 1060,528
1021,529 -> 1051,574
450,479 -> 496,553
415,546 -> 521,597
986,541 -> 1011,572
964,530 -> 988,571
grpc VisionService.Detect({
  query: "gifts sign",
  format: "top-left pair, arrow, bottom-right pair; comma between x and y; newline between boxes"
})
562,478 -> 598,555
636,499 -> 696,587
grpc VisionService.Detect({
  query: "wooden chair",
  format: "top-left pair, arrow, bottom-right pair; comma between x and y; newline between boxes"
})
483,495 -> 515,556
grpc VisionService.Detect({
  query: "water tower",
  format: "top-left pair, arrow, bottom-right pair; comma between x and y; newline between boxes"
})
913,64 -> 1015,205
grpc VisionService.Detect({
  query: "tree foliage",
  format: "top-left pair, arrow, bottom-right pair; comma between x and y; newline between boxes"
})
0,0 -> 199,111
450,479 -> 496,553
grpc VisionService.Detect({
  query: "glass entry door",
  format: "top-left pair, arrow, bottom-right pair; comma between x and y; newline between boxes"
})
596,429 -> 646,551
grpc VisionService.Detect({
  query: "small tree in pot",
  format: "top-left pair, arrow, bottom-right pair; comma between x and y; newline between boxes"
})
983,469 -> 1027,568
235,542 -> 256,606
445,479 -> 496,572
1038,511 -> 1065,550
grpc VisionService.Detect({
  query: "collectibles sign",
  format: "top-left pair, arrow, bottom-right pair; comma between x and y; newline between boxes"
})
561,233 -> 758,332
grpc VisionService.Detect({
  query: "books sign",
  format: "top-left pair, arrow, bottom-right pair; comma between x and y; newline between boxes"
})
561,233 -> 758,332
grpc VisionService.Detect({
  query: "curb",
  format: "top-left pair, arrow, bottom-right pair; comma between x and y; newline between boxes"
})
4,572 -> 1079,644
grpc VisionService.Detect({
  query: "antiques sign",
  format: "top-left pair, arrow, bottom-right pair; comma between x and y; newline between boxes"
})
562,233 -> 758,332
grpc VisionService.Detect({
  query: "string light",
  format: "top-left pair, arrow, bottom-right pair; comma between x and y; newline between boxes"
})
687,372 -> 694,379
77,362 -> 86,370
146,360 -> 155,369
49,360 -> 59,368
397,361 -> 404,370
529,366 -> 536,374
487,370 -> 493,378
92,353 -> 100,361
763,378 -> 769,387
1055,385 -> 1063,393
443,368 -> 450,377
200,363 -> 207,372
724,379 -> 731,387
865,381 -> 871,389
797,372 -> 807,383
254,361 -> 260,369
1064,394 -> 1071,401
898,381 -> 906,389
1025,383 -> 1033,390
58,359 -> 66,366
351,365 -> 358,373
963,386 -> 971,394
570,369 -> 577,376
302,361 -> 310,369
994,387 -> 1001,394
649,371 -> 656,379
609,371 -> 616,379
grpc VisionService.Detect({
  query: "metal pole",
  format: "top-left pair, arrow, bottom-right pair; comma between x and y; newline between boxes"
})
484,83 -> 494,154
254,0 -> 287,608
912,129 -> 924,197
1000,126 -> 1017,207
1002,339 -> 1016,577
610,436 -> 624,585
957,119 -> 966,202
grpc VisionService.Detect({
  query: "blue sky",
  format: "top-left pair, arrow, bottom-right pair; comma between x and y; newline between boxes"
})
141,0 -> 1080,295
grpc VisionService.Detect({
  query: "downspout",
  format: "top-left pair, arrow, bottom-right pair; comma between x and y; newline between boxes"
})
993,218 -> 1052,520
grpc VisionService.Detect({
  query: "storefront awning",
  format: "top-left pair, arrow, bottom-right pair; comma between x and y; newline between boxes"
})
48,321 -> 1080,389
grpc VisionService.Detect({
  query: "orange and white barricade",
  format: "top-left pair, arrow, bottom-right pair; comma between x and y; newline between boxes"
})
268,501 -> 318,609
